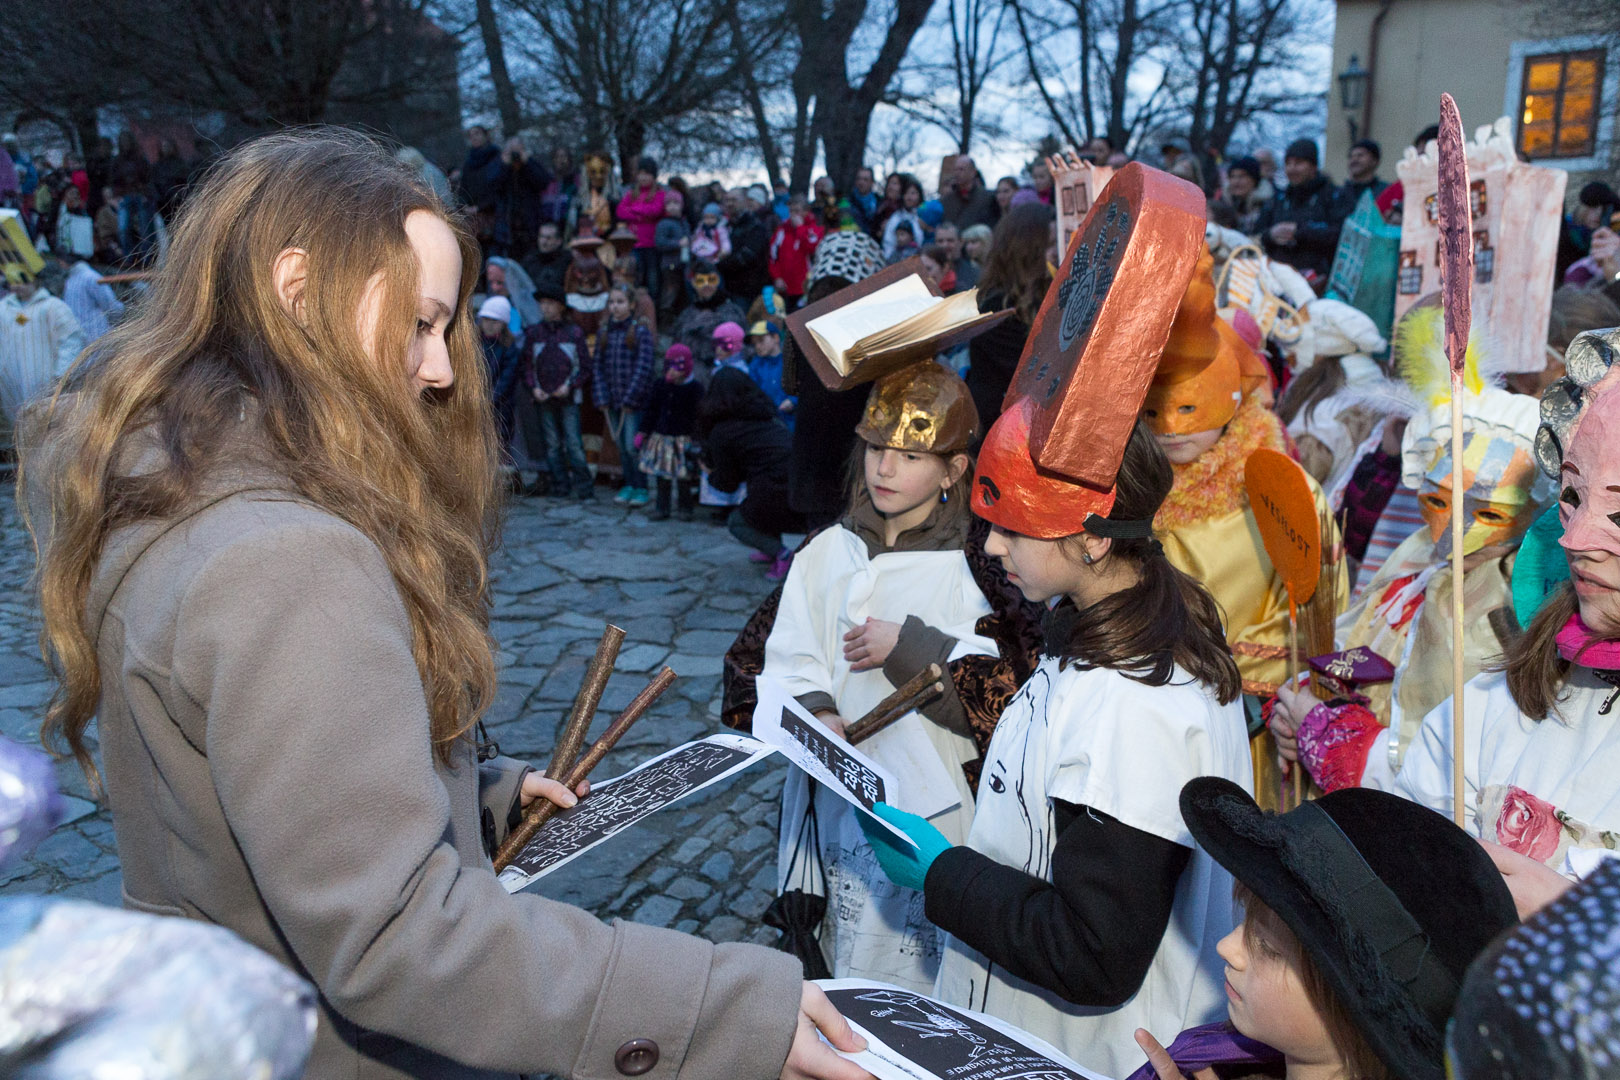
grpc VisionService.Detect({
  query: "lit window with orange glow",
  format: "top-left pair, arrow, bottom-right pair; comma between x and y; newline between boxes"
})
1517,50 -> 1604,159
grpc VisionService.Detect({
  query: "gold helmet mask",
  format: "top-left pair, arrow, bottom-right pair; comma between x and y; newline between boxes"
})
855,363 -> 980,454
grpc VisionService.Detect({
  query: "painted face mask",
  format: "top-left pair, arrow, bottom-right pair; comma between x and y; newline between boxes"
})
1558,386 -> 1620,562
1416,430 -> 1539,561
583,153 -> 611,190
1142,250 -> 1251,437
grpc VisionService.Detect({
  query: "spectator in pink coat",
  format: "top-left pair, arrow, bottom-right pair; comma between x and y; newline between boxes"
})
616,155 -> 666,290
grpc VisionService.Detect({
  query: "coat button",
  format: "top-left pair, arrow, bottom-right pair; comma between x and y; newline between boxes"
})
615,1038 -> 659,1076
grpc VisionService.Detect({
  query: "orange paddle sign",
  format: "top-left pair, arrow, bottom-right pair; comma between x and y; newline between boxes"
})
1245,448 -> 1321,607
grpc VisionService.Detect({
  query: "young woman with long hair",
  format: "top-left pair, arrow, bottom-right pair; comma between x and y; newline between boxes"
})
963,202 -> 1053,440
861,411 -> 1253,1079
20,129 -> 867,1080
721,361 -> 1044,994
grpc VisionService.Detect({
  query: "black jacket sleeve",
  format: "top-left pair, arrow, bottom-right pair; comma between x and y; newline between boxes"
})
923,801 -> 1190,1008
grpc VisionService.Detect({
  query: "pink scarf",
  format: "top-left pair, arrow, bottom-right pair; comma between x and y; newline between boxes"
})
1555,613 -> 1620,670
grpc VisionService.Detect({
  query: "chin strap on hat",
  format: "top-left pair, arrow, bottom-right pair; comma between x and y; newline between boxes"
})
1081,514 -> 1154,539
1292,802 -> 1459,1024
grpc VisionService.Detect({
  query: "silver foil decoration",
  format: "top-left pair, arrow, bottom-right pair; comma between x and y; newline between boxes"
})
0,896 -> 317,1079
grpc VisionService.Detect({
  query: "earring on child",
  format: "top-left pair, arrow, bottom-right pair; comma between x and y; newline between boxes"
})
1081,552 -> 1095,565
940,489 -> 949,504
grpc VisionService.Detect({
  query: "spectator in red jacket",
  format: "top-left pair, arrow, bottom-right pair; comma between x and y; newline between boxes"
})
616,155 -> 666,291
767,194 -> 824,306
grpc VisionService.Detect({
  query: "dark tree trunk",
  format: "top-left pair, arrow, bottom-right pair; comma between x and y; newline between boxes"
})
475,0 -> 522,137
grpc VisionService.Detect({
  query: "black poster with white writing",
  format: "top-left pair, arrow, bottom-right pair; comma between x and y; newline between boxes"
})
823,986 -> 1091,1080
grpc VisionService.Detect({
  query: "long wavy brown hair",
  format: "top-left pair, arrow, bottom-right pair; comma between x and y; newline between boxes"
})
977,202 -> 1054,325
22,129 -> 500,784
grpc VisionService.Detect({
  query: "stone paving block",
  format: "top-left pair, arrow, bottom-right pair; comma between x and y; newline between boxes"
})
30,827 -> 103,872
736,824 -> 775,853
631,894 -> 683,927
699,851 -> 735,882
57,796 -> 97,827
673,919 -> 700,935
665,876 -> 709,901
705,915 -> 748,943
0,681 -> 53,709
748,864 -> 777,892
671,836 -> 710,864
550,551 -> 684,583
675,629 -> 740,655
613,644 -> 668,673
499,564 -> 564,595
728,888 -> 774,921
648,866 -> 676,888
666,653 -> 724,677
681,607 -> 753,631
0,707 -> 39,745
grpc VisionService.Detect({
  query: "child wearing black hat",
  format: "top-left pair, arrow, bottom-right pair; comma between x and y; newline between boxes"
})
1132,781 -> 1519,1080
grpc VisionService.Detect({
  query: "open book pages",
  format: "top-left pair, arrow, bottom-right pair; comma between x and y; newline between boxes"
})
805,275 -> 986,375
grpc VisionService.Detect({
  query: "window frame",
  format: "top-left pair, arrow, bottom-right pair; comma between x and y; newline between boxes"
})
1516,48 -> 1605,160
1506,34 -> 1619,173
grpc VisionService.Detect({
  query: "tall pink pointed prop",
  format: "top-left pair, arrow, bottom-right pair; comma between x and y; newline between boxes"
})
1436,93 -> 1473,827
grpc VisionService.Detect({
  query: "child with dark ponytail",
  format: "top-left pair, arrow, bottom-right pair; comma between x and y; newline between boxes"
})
862,409 -> 1253,1080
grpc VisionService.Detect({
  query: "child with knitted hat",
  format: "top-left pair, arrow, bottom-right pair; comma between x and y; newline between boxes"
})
636,344 -> 704,520
690,202 -> 731,262
711,321 -> 747,372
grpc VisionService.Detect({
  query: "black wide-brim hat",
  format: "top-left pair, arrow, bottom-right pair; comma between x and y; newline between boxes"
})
1180,778 -> 1519,1080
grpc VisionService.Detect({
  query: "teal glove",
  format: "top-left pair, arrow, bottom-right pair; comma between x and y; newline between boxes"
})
857,802 -> 953,893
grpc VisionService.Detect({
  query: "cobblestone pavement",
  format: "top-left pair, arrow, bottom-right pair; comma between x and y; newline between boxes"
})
0,490 -> 793,949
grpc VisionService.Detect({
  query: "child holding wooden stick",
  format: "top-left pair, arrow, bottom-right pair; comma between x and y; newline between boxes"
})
721,361 -> 1044,993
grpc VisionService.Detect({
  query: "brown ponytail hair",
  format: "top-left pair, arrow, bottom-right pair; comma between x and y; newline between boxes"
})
1053,420 -> 1242,703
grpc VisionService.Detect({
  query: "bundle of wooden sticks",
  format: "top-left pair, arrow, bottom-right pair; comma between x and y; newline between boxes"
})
492,625 -> 677,872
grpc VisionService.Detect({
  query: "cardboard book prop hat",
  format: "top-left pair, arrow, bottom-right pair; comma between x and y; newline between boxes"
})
1447,858 -> 1620,1080
1144,249 -> 1252,436
1180,778 -> 1518,1080
786,256 -> 1013,392
855,362 -> 979,455
974,163 -> 1206,538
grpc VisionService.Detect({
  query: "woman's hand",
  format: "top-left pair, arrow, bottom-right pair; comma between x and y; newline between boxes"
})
782,983 -> 872,1080
1133,1029 -> 1217,1080
1480,839 -> 1575,920
843,618 -> 901,673
519,773 -> 590,810
1269,683 -> 1315,764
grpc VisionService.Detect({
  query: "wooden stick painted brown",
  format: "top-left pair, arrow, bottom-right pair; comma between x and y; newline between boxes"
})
844,663 -> 944,743
848,682 -> 945,745
546,624 -> 627,779
493,666 -> 677,871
